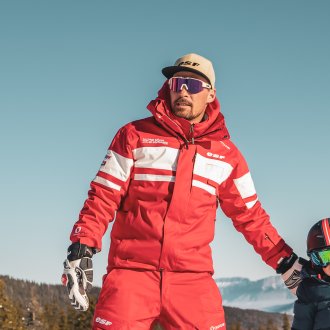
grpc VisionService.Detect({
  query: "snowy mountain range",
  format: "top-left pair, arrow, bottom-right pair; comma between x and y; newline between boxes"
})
216,276 -> 296,314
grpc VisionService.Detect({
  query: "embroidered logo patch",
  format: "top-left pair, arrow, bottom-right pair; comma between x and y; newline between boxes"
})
207,152 -> 225,159
95,317 -> 112,326
142,138 -> 168,145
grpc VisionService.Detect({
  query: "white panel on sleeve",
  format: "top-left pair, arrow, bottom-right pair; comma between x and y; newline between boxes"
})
93,176 -> 121,191
100,150 -> 134,181
192,180 -> 216,195
233,172 -> 257,198
134,174 -> 175,182
193,154 -> 233,184
246,199 -> 258,209
132,147 -> 179,170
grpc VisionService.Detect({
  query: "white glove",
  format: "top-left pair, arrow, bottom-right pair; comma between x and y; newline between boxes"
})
61,243 -> 95,311
281,258 -> 303,295
277,253 -> 305,295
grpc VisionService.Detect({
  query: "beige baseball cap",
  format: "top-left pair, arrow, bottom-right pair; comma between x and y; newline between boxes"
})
162,53 -> 215,88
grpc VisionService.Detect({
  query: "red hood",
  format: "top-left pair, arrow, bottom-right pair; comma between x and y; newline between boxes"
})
147,81 -> 230,143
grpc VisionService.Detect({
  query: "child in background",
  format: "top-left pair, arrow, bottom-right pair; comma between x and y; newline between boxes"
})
292,218 -> 330,330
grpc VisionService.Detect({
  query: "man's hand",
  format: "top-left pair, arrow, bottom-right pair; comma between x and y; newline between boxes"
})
61,242 -> 96,311
276,253 -> 306,295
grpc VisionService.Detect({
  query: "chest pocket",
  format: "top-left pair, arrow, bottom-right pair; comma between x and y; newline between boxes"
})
205,163 -> 226,185
192,153 -> 233,195
194,154 -> 233,184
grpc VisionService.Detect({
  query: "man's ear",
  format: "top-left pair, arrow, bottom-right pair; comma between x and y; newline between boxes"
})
207,88 -> 216,103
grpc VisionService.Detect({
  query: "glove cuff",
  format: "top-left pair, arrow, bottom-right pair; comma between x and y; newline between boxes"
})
67,242 -> 96,261
276,252 -> 298,274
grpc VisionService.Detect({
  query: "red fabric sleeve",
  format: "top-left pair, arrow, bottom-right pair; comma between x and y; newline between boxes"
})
69,125 -> 134,250
218,147 -> 293,269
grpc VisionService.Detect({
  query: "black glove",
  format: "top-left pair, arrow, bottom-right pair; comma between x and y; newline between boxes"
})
61,242 -> 96,311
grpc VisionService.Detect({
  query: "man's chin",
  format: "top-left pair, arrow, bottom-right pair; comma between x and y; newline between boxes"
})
172,110 -> 188,119
173,106 -> 190,115
172,112 -> 194,122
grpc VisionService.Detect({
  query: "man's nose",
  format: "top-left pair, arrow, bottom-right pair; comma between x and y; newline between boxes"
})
178,85 -> 189,95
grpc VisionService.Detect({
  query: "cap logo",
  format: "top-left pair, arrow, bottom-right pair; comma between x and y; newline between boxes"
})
178,61 -> 200,67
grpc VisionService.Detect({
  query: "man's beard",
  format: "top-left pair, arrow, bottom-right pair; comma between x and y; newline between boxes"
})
172,98 -> 204,121
173,110 -> 201,121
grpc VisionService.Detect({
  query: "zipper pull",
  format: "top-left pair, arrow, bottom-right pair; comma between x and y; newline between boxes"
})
265,233 -> 276,246
189,124 -> 195,144
180,140 -> 189,150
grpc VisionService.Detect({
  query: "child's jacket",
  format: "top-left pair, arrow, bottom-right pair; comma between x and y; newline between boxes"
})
292,275 -> 330,330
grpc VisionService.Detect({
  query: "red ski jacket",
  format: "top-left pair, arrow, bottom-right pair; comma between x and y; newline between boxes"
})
70,82 -> 292,273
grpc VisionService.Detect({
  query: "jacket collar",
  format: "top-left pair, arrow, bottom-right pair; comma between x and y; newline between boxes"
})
147,81 -> 230,143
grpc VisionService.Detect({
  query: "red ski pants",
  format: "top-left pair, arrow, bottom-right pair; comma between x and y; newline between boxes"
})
92,269 -> 226,330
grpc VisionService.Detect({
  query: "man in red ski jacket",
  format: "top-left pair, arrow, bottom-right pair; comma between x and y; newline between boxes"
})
62,53 -> 303,330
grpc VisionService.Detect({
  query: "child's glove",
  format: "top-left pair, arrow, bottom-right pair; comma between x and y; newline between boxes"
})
276,253 -> 306,295
299,259 -> 314,276
61,242 -> 96,311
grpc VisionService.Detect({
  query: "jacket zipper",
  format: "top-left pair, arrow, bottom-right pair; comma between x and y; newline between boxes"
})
189,124 -> 195,144
159,268 -> 164,304
160,114 -> 190,148
265,234 -> 276,246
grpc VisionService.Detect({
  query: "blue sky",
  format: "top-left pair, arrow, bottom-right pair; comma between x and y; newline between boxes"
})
1,1 -> 329,286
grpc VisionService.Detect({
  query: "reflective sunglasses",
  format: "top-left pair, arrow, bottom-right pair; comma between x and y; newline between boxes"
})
309,248 -> 330,267
168,77 -> 211,94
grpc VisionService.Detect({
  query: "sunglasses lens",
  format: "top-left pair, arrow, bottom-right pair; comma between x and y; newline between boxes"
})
310,249 -> 330,266
318,249 -> 330,266
169,77 -> 204,94
187,79 -> 203,93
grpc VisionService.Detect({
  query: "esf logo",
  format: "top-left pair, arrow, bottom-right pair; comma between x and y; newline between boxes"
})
101,154 -> 111,166
207,152 -> 225,159
95,317 -> 112,326
178,61 -> 200,67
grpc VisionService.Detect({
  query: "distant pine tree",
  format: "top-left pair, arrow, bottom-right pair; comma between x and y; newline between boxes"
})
58,308 -> 68,330
40,302 -> 63,330
66,295 -> 96,329
266,318 -> 278,330
229,322 -> 242,330
282,313 -> 291,330
0,279 -> 26,329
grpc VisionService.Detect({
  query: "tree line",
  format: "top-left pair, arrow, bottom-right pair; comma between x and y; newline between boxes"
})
0,276 -> 292,329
